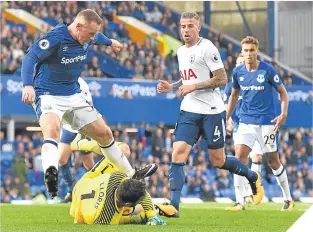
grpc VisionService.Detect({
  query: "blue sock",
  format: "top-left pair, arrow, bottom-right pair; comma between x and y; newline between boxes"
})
60,160 -> 74,193
222,156 -> 257,182
169,162 -> 185,211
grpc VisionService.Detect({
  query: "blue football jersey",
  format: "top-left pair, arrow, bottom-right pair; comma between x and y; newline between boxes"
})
232,61 -> 282,125
25,22 -> 111,96
27,23 -> 89,96
223,82 -> 242,130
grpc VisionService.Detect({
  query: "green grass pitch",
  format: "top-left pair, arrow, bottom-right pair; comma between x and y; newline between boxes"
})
1,203 -> 310,232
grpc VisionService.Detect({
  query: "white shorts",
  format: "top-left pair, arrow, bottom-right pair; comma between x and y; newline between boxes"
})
62,123 -> 78,134
233,131 -> 263,155
34,93 -> 102,130
234,123 -> 278,153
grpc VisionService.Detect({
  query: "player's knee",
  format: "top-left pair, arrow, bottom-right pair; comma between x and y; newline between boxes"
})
59,155 -> 69,166
172,148 -> 188,163
209,154 -> 225,168
43,124 -> 60,140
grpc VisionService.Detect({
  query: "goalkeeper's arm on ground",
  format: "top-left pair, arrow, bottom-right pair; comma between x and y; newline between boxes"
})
119,191 -> 165,225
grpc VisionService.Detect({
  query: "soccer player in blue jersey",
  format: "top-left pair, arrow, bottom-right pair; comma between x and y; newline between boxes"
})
226,36 -> 294,211
58,78 -> 133,203
224,55 -> 263,210
156,12 -> 263,217
21,9 -> 157,198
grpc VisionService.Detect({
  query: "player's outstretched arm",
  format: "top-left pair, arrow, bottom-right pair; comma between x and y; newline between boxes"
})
157,79 -> 182,93
92,33 -> 122,52
271,85 -> 289,133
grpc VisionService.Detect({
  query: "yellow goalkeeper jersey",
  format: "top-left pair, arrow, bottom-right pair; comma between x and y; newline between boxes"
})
70,156 -> 156,225
70,155 -> 128,225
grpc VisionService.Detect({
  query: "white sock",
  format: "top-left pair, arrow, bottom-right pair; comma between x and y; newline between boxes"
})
251,162 -> 262,173
99,140 -> 134,177
272,165 -> 293,201
41,139 -> 59,173
243,179 -> 253,197
234,174 -> 245,206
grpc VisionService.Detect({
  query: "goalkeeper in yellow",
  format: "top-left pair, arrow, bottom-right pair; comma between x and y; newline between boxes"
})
69,136 -> 166,225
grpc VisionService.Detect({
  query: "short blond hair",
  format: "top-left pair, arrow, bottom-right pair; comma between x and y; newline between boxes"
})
181,12 -> 200,21
77,9 -> 102,25
240,36 -> 259,48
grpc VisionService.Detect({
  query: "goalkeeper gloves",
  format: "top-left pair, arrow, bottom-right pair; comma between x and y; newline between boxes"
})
146,217 -> 166,226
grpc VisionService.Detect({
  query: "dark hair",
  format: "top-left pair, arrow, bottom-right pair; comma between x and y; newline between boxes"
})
77,9 -> 103,25
116,179 -> 146,205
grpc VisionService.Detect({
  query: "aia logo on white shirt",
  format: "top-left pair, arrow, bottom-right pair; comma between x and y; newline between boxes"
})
180,69 -> 198,80
189,54 -> 195,64
257,74 -> 265,83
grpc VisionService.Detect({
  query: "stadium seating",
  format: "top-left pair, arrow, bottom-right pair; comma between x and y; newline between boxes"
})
2,1 -> 310,85
1,128 -> 312,202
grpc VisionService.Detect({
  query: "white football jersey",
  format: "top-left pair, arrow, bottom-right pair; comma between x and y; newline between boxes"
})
177,38 -> 225,114
78,77 -> 93,103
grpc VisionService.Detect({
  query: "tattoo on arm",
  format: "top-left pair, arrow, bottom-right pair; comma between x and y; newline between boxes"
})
171,79 -> 183,89
194,68 -> 227,90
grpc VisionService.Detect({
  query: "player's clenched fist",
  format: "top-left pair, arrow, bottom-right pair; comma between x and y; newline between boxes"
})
22,86 -> 35,105
110,39 -> 123,52
157,80 -> 172,93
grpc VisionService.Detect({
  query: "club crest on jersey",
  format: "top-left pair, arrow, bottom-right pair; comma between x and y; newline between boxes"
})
257,74 -> 265,83
189,54 -> 195,64
39,39 -> 50,50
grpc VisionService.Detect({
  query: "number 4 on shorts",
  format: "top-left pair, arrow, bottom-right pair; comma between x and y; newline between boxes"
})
214,126 -> 221,138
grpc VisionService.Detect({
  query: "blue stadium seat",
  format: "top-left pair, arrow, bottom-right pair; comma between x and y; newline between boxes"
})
1,159 -> 13,170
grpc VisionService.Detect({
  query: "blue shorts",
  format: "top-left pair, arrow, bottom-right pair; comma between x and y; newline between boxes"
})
60,127 -> 77,145
60,128 -> 91,155
174,111 -> 226,149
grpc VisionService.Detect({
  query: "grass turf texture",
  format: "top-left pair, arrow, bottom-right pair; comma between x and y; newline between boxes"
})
1,203 -> 310,232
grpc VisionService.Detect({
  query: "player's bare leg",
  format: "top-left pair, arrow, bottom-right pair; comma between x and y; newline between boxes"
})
59,143 -> 72,167
210,147 -> 264,205
40,113 -> 61,198
267,151 -> 294,211
80,118 -> 157,179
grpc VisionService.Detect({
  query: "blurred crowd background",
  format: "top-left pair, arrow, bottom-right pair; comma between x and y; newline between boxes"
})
1,1 -> 312,203
1,1 -> 298,85
1,125 -> 312,202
